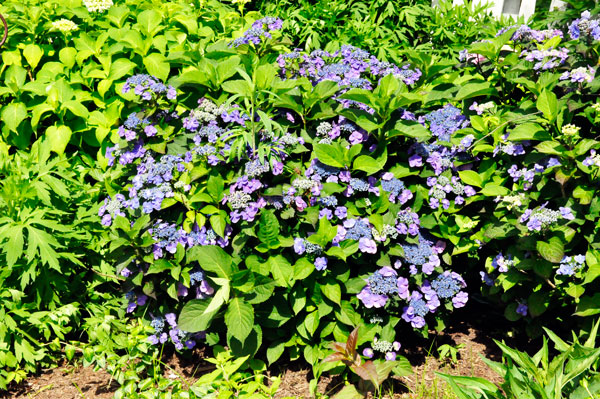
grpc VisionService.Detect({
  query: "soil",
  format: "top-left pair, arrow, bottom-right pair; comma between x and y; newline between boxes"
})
4,365 -> 118,399
3,317 -> 511,399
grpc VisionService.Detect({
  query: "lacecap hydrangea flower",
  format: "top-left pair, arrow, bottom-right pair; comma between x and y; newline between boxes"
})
556,255 -> 586,276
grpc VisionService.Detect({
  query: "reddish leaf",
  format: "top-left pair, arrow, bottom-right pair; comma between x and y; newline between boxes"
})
351,361 -> 379,389
323,353 -> 346,363
330,342 -> 346,353
346,326 -> 359,356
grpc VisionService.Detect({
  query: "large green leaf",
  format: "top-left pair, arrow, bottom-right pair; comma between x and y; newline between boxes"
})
46,125 -> 72,155
178,299 -> 220,333
267,255 -> 294,287
2,103 -> 27,132
224,298 -> 254,341
257,210 -> 280,248
314,143 -> 346,168
143,52 -> 170,82
187,245 -> 233,278
23,44 -> 43,70
536,89 -> 558,121
536,237 -> 564,263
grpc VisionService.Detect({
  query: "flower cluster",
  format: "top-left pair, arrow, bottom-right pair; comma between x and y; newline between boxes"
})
426,175 -> 476,209
469,101 -> 494,115
497,24 -> 563,42
507,158 -> 560,190
520,47 -> 569,71
148,313 -> 201,350
491,252 -> 515,273
560,66 -> 596,84
277,45 -> 421,112
568,11 -> 600,40
421,104 -> 469,142
122,74 -> 177,102
520,205 -> 574,232
362,337 -> 401,361
98,195 -> 126,226
232,17 -> 283,47
82,0 -> 113,13
557,255 -> 586,276
51,19 -> 78,32
583,149 -> 600,167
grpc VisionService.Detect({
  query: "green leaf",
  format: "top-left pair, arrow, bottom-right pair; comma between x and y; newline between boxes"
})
314,143 -> 346,168
143,52 -> 170,82
59,47 -> 77,69
480,184 -> 509,196
535,141 -> 566,156
293,258 -> 314,280
266,340 -> 285,365
389,120 -> 431,140
5,226 -> 24,266
187,246 -> 233,278
137,9 -> 162,37
178,299 -> 220,332
268,255 -> 294,287
46,125 -> 72,155
455,81 -> 496,100
2,103 -> 27,132
224,298 -> 254,341
23,44 -> 43,70
458,170 -> 483,187
528,291 -> 550,317
210,214 -> 226,238
393,356 -> 413,377
109,58 -> 137,80
536,89 -> 558,121
257,210 -> 280,248
322,282 -> 342,304
332,385 -> 363,399
353,154 -> 387,175
575,294 -> 600,317
536,237 -> 564,263
304,310 -> 319,336
508,123 -> 549,141
222,80 -> 253,97
573,186 -> 594,205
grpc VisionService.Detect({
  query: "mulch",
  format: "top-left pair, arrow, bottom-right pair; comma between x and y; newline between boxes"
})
5,305 -> 524,399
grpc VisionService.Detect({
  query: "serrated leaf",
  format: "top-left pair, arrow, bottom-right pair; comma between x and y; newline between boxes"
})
225,298 -> 254,341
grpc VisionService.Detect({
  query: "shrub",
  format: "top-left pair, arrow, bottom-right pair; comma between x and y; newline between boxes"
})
0,139 -> 106,388
253,0 -> 501,60
99,19 -> 474,370
0,0 -> 247,153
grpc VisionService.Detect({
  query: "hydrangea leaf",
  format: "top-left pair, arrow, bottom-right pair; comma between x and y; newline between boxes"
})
537,237 -> 564,264
225,297 -> 254,341
186,245 -> 233,278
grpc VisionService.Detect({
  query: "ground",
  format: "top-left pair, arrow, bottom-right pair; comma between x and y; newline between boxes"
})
4,317 -> 509,399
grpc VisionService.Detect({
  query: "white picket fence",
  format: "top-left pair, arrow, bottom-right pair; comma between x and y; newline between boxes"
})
444,0 -> 567,21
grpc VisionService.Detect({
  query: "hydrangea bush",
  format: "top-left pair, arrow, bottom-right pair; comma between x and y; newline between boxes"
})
100,10 -> 600,371
100,19 -> 480,367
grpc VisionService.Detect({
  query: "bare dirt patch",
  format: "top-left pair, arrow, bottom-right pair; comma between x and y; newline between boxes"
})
5,363 -> 118,399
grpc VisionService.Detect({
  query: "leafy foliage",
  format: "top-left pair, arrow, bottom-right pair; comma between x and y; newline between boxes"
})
439,320 -> 600,399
